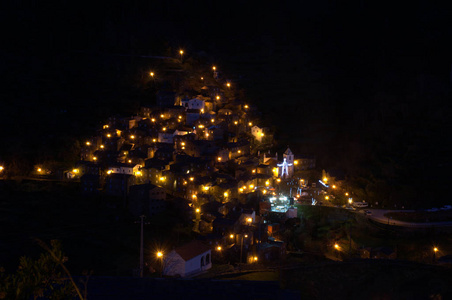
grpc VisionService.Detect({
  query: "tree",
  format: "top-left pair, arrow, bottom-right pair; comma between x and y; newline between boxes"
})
0,240 -> 85,300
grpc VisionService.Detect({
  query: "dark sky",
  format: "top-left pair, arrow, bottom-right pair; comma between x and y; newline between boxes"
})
1,1 -> 451,202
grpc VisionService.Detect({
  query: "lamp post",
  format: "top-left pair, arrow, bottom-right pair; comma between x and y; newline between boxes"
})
433,247 -> 438,263
179,50 -> 184,62
157,251 -> 164,277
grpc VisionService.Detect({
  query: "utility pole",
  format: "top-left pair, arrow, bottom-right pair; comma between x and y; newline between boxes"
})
135,215 -> 149,278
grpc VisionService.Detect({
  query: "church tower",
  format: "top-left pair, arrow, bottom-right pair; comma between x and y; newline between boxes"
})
283,147 -> 294,178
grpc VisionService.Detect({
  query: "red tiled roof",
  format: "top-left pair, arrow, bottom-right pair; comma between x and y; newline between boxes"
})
175,240 -> 211,261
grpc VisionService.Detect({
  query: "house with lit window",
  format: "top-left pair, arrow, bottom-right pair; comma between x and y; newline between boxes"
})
163,240 -> 212,277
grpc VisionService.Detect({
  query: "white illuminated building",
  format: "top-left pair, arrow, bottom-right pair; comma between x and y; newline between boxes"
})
277,148 -> 294,178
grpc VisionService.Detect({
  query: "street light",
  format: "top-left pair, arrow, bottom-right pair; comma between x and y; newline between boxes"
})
179,49 -> 184,62
157,251 -> 164,277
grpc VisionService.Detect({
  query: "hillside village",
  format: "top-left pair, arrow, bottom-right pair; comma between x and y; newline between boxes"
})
69,61 -> 318,277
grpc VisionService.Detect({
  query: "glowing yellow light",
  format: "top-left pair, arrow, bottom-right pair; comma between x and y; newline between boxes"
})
239,188 -> 243,193
224,192 -> 228,197
107,170 -> 112,174
86,141 -> 90,146
238,150 -> 241,154
107,134 -> 111,138
0,166 -> 3,171
201,108 -> 204,113
37,168 -> 42,172
242,185 -> 247,190
325,196 -> 329,200
189,177 -> 194,181
217,157 -> 222,162
246,217 -> 252,223
265,181 -> 269,186
334,243 -> 339,249
93,156 -> 97,161
157,251 -> 163,258
348,198 -> 353,204
217,246 -> 222,251
263,190 -> 267,194
135,171 -> 142,176
152,138 -> 156,142
151,118 -> 155,122
212,66 -> 216,71
203,186 -> 209,191
150,72 -> 154,77
130,135 -> 135,139
230,234 -> 234,239
159,177 -> 165,181
162,127 -> 166,131
201,77 -> 204,80
434,247 -> 438,252
252,169 -> 256,173
211,119 -> 215,123
198,124 -> 204,128
260,133 -> 264,137
323,177 -> 328,183
277,178 -> 281,183
181,142 -> 185,146
248,122 -> 252,126
179,50 -> 184,55
160,114 -> 164,118
216,96 -> 220,100
345,192 -> 349,196
253,256 -> 258,261
72,169 -> 79,173
128,159 -> 132,163
178,115 -> 182,119
244,105 -> 249,109
234,121 -> 238,125
103,124 -> 109,129
249,184 -> 254,189
244,234 -> 248,238
294,160 -> 298,165
196,208 -> 200,213
100,145 -> 104,149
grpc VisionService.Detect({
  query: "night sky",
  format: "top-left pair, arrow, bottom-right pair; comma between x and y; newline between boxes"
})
1,1 -> 451,205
